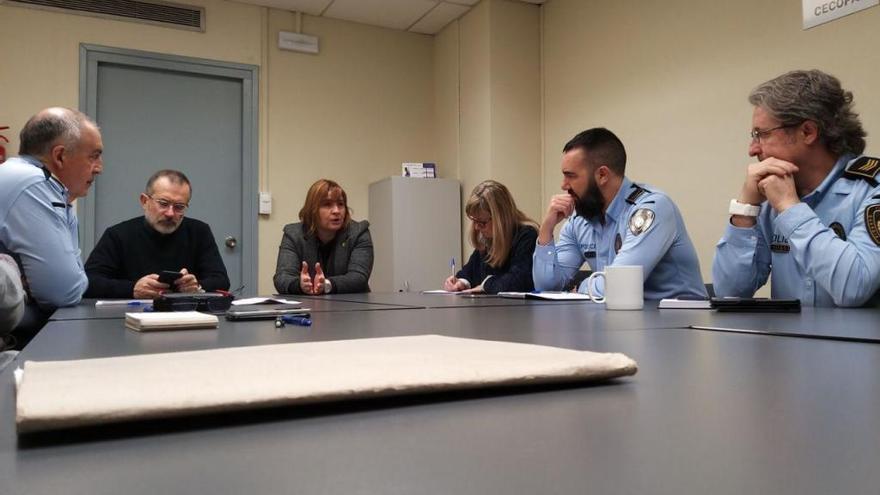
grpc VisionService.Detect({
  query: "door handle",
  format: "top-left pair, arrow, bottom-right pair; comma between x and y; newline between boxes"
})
225,236 -> 237,249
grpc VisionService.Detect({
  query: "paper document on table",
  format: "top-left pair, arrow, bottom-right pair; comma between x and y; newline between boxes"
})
421,290 -> 458,295
498,291 -> 595,301
16,335 -> 638,433
231,297 -> 301,306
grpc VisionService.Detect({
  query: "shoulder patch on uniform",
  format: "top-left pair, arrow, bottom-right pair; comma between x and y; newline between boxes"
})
625,185 -> 650,205
829,222 -> 846,241
629,208 -> 655,236
843,156 -> 880,186
865,204 -> 880,247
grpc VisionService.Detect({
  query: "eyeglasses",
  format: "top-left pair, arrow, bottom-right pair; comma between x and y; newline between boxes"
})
468,216 -> 491,228
148,195 -> 188,213
750,123 -> 801,143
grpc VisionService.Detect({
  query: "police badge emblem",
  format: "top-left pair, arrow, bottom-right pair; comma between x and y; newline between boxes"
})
865,204 -> 880,246
629,208 -> 655,236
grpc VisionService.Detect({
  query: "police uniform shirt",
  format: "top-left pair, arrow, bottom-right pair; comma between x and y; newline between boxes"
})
0,155 -> 87,308
713,154 -> 880,307
533,176 -> 707,300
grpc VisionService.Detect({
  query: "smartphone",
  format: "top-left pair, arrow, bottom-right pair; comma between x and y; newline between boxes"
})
158,270 -> 183,286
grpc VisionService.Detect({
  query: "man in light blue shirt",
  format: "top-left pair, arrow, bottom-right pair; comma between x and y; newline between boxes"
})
533,128 -> 706,299
713,70 -> 880,307
0,108 -> 103,339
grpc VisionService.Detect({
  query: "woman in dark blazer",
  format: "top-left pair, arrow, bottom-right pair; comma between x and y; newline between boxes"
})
443,180 -> 538,294
274,179 -> 373,295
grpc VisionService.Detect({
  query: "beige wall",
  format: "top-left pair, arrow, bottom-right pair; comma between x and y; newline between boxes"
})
0,1 -> 435,294
542,0 -> 880,284
435,0 -> 542,255
260,12 -> 434,293
0,0 -> 262,151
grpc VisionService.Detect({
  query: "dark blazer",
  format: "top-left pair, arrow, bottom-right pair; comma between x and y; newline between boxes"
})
273,220 -> 373,294
458,224 -> 538,294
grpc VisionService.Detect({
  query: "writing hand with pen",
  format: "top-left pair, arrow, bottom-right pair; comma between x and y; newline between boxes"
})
300,261 -> 331,295
442,276 -> 484,294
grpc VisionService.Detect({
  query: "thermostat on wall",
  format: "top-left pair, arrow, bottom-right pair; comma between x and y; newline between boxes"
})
259,192 -> 272,215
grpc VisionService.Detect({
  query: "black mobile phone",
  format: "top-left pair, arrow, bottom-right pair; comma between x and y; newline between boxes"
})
158,270 -> 183,286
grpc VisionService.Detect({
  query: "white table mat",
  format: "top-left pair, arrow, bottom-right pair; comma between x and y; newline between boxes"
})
16,335 -> 637,433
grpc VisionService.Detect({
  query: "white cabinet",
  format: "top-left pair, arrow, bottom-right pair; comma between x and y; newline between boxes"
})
368,177 -> 461,292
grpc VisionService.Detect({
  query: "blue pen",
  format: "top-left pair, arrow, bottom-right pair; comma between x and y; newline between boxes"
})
275,315 -> 312,327
127,301 -> 146,306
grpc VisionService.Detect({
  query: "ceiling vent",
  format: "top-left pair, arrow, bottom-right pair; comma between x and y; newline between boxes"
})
2,0 -> 205,32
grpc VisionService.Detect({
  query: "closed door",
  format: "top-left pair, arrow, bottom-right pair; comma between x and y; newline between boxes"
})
79,45 -> 258,292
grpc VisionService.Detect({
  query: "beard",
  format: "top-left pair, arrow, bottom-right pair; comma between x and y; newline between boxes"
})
146,216 -> 182,235
571,180 -> 605,222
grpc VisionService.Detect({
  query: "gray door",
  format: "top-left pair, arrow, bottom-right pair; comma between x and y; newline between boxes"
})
79,45 -> 258,293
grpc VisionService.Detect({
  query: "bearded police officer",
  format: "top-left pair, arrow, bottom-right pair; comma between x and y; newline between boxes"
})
533,127 -> 706,299
713,69 -> 880,307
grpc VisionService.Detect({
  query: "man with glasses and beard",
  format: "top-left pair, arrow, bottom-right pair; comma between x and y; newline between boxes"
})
533,127 -> 706,299
84,169 -> 229,299
713,70 -> 880,307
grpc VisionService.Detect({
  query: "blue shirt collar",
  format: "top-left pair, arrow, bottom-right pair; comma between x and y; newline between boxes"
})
802,154 -> 852,204
603,176 -> 633,225
19,154 -> 71,202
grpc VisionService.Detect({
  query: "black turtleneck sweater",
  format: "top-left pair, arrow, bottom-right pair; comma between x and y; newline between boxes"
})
84,217 -> 230,298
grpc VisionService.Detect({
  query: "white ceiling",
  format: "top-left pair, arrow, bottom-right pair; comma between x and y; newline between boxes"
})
232,0 -> 545,35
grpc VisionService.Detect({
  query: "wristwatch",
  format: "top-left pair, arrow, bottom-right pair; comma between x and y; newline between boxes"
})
323,279 -> 332,294
728,199 -> 761,217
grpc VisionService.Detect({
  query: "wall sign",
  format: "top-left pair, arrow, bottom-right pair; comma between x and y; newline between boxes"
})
803,0 -> 878,29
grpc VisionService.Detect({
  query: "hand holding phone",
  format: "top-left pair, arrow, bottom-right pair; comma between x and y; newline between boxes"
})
158,270 -> 184,287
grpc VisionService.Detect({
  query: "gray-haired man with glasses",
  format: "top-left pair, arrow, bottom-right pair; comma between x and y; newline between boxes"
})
713,69 -> 880,307
84,169 -> 229,299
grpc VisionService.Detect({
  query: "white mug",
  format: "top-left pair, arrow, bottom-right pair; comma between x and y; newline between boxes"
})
586,265 -> 644,310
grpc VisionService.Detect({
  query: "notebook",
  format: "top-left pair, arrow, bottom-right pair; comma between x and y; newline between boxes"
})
658,298 -> 712,309
124,311 -> 219,332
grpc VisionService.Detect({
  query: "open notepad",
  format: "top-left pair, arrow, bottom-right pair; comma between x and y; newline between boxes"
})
124,311 -> 219,332
498,291 -> 595,301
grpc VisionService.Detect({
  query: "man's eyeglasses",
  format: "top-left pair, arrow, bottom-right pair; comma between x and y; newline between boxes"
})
750,123 -> 801,143
148,195 -> 188,213
468,216 -> 491,228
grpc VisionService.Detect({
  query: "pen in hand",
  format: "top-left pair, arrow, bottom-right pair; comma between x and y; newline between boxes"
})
450,257 -> 456,279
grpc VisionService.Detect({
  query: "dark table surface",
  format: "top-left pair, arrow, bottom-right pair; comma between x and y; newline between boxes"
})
49,297 -> 421,321
2,301 -> 879,494
298,291 -> 596,308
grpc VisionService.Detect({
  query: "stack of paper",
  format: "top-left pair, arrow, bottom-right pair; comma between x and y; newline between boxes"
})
124,311 -> 219,332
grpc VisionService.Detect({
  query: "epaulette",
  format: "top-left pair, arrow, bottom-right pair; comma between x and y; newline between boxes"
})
625,184 -> 651,205
843,156 -> 880,187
